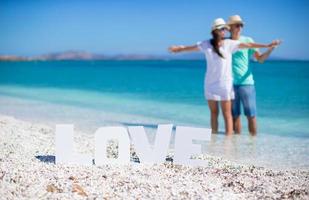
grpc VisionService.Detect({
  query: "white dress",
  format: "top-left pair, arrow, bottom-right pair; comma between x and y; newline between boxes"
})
197,39 -> 240,101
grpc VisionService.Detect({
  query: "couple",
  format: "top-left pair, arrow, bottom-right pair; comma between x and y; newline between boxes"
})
169,15 -> 281,135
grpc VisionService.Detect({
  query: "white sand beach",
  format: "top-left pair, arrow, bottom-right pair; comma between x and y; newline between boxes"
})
0,114 -> 308,199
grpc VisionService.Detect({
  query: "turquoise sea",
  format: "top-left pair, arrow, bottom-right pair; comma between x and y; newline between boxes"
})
0,60 -> 308,169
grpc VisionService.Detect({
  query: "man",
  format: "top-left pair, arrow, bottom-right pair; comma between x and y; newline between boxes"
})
227,15 -> 280,135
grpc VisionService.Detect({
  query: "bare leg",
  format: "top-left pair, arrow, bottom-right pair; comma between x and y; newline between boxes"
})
247,116 -> 257,136
221,101 -> 233,135
233,116 -> 241,134
208,100 -> 219,133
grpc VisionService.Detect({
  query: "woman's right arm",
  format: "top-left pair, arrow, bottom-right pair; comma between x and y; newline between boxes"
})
239,40 -> 281,49
168,45 -> 199,53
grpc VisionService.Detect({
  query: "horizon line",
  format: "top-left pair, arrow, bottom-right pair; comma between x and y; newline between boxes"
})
0,50 -> 308,62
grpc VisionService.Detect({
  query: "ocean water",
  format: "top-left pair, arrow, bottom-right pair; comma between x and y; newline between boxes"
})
0,60 -> 308,170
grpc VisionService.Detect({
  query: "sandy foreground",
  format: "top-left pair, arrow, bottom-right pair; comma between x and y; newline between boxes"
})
0,115 -> 308,199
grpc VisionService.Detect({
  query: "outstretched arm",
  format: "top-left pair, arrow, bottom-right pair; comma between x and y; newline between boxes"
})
239,39 -> 281,49
254,46 -> 275,63
168,45 -> 199,53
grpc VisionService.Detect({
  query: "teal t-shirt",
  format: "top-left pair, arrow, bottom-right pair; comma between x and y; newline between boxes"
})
232,36 -> 258,85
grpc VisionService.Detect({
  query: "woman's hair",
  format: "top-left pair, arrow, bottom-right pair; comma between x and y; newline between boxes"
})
210,30 -> 224,58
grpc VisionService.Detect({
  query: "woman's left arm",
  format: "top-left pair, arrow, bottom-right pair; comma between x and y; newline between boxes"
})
239,39 -> 281,49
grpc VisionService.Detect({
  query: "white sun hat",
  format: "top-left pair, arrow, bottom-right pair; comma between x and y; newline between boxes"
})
227,15 -> 245,25
211,18 -> 230,31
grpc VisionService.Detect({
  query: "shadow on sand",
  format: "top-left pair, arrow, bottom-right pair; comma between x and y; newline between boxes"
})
35,155 -> 55,164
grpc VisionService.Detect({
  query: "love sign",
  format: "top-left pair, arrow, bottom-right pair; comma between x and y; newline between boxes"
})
55,124 -> 212,166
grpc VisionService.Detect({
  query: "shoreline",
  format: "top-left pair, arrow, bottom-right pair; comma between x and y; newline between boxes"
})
0,114 -> 308,199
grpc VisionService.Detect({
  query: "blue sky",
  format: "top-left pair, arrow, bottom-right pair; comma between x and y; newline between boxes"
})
1,0 -> 308,60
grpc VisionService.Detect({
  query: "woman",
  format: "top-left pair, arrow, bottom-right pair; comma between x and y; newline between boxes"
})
168,18 -> 279,135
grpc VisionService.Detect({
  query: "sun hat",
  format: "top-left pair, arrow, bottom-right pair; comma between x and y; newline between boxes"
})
227,15 -> 245,25
211,18 -> 229,31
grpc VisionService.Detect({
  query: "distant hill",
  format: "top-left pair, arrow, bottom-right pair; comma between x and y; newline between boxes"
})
0,50 -> 296,61
0,55 -> 28,61
0,50 -> 205,61
33,51 -> 103,61
31,51 -> 164,61
0,51 -> 168,61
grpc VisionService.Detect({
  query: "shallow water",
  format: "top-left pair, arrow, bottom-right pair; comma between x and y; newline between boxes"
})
0,60 -> 308,170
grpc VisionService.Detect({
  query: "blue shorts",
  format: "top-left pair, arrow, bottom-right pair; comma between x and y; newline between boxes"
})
232,85 -> 256,117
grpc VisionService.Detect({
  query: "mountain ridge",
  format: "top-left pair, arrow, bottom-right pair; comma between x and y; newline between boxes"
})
0,50 -> 303,61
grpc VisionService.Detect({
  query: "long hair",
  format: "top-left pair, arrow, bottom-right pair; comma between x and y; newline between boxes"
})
210,30 -> 224,58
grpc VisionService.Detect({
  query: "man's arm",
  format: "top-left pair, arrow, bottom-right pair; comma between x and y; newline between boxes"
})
254,47 -> 275,63
239,39 -> 281,50
239,42 -> 272,49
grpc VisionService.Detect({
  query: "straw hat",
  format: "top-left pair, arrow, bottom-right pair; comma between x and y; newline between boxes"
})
211,18 -> 229,31
227,15 -> 245,25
